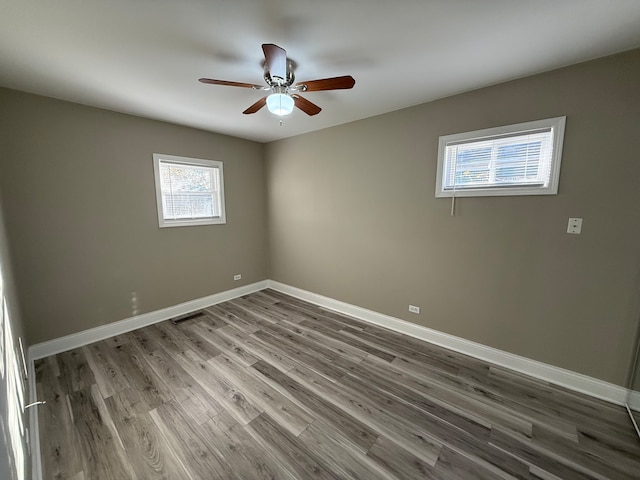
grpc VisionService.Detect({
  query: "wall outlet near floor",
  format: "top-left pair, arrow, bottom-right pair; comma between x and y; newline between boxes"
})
409,305 -> 420,314
233,274 -> 242,281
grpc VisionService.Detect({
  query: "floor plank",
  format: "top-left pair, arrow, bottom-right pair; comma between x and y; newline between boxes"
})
149,400 -> 230,480
251,359 -> 379,453
68,385 -> 136,479
198,415 -> 297,480
104,389 -> 191,479
207,354 -> 313,435
35,358 -> 85,480
245,413 -> 340,480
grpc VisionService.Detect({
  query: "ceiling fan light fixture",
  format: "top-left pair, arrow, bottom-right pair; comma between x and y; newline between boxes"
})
266,93 -> 294,116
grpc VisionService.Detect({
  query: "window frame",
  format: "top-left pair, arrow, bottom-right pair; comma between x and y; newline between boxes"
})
152,153 -> 226,228
435,116 -> 566,198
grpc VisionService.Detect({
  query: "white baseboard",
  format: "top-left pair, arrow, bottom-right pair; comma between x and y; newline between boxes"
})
28,280 -> 268,360
267,280 -> 630,406
28,357 -> 42,480
629,389 -> 640,412
25,277 -> 630,407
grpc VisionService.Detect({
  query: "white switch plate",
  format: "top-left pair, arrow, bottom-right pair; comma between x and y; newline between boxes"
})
409,305 -> 420,314
567,218 -> 583,234
233,274 -> 242,281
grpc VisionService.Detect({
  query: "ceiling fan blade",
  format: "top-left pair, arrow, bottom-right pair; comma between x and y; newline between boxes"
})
262,43 -> 287,82
292,95 -> 321,116
242,97 -> 267,115
199,78 -> 264,89
296,75 -> 356,92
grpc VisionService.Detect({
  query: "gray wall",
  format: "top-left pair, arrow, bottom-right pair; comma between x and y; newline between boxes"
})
0,89 -> 268,344
266,49 -> 640,386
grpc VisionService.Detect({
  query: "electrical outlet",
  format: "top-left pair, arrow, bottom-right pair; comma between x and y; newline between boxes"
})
409,305 -> 420,314
567,217 -> 583,234
234,274 -> 242,281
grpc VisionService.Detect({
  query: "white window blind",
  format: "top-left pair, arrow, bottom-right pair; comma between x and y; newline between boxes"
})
159,162 -> 220,219
153,154 -> 226,227
435,117 -> 566,197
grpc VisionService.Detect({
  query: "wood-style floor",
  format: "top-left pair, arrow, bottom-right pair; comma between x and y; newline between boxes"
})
35,289 -> 640,479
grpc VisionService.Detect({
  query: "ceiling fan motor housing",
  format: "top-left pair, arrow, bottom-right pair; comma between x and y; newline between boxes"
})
264,63 -> 295,88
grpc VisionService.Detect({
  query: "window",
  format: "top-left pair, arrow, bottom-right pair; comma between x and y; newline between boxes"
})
435,116 -> 566,197
153,154 -> 226,227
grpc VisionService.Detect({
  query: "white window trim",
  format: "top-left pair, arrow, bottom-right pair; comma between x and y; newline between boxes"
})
435,116 -> 566,198
153,153 -> 226,228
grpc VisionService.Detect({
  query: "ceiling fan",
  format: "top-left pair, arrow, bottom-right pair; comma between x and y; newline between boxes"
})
199,43 -> 355,117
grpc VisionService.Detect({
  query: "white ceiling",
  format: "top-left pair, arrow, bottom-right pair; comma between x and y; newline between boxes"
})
1,1 -> 640,143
